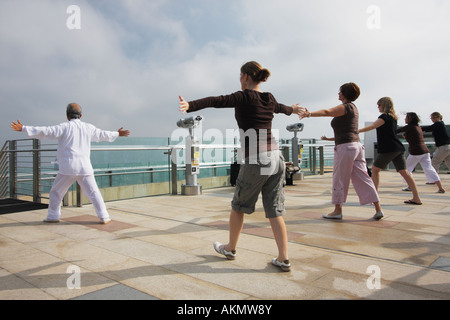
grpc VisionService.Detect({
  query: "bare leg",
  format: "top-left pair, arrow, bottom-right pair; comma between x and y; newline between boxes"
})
373,201 -> 382,212
398,169 -> 422,203
269,216 -> 289,261
434,180 -> 445,193
371,166 -> 381,191
225,209 -> 244,252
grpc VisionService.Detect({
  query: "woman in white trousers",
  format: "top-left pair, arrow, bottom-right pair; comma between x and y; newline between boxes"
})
397,112 -> 445,193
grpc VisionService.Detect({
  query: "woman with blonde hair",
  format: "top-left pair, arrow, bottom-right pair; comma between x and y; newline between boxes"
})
359,97 -> 422,205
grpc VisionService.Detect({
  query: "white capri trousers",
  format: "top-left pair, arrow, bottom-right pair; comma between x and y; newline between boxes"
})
47,173 -> 109,220
406,153 -> 441,183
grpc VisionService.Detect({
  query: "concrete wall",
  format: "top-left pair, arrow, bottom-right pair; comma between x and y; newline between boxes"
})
76,175 -> 231,206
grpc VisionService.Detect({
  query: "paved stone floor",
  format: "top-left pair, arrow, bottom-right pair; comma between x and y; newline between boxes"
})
0,171 -> 449,300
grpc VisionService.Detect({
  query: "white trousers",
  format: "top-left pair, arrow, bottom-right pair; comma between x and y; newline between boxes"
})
406,153 -> 440,183
47,173 -> 109,220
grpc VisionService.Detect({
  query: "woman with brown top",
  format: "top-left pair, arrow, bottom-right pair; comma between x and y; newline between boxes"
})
359,97 -> 422,205
299,83 -> 383,220
179,61 -> 301,272
397,112 -> 445,193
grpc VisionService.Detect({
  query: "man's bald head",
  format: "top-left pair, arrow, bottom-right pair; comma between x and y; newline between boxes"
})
66,103 -> 82,119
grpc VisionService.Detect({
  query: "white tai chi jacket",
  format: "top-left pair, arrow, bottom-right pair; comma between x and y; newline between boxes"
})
22,119 -> 119,176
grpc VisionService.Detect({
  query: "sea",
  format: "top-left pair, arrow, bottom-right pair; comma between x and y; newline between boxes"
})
12,136 -> 335,196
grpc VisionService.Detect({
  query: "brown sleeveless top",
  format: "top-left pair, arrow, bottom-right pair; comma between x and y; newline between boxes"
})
331,103 -> 360,146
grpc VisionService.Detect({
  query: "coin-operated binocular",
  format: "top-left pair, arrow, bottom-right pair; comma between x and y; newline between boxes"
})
176,115 -> 203,129
286,123 -> 304,133
176,116 -> 203,195
285,123 -> 304,185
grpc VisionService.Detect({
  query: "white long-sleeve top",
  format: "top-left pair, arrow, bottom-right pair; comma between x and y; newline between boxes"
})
22,119 -> 119,175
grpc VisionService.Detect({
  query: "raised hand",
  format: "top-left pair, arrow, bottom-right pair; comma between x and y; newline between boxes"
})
179,96 -> 190,114
118,127 -> 130,137
10,120 -> 23,131
298,107 -> 309,119
291,103 -> 301,115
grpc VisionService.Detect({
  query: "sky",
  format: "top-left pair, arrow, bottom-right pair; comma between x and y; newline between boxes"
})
1,0 -> 450,145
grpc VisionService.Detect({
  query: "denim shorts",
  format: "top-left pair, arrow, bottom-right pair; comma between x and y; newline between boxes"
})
231,151 -> 286,218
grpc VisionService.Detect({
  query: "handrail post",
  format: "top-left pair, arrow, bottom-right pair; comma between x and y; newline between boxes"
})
0,142 -> 10,199
170,148 -> 178,195
9,140 -> 17,199
76,182 -> 82,207
312,147 -> 317,174
32,139 -> 41,203
319,145 -> 324,175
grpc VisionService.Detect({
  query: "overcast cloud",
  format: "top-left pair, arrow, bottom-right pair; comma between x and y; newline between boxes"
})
1,0 -> 450,144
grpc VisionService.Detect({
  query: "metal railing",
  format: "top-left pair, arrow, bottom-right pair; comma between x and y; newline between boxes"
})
0,138 -> 332,205
0,139 -> 243,204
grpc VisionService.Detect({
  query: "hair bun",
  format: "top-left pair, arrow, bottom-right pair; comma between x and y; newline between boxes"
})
258,69 -> 271,82
241,61 -> 271,83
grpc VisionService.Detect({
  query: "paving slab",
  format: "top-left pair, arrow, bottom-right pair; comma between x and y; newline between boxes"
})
0,171 -> 449,300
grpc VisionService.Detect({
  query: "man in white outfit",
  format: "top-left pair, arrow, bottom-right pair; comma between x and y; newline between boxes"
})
10,103 -> 130,224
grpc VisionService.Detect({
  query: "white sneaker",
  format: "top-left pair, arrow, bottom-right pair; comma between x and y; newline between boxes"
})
322,213 -> 342,219
373,211 -> 384,220
402,187 -> 411,191
213,242 -> 236,260
99,218 -> 111,224
271,258 -> 291,272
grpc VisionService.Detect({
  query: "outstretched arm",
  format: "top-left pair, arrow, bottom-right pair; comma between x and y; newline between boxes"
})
178,92 -> 246,114
91,124 -> 130,142
298,104 -> 346,120
358,118 -> 385,133
11,120 -> 63,140
321,135 -> 335,141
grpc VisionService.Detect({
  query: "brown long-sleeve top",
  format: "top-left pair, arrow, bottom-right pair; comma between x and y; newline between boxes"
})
396,124 -> 430,155
187,89 -> 294,158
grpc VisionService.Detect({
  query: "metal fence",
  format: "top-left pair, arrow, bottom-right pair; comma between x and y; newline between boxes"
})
0,138 -> 333,205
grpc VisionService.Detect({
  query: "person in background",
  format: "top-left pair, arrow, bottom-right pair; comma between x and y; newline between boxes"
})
421,112 -> 450,174
358,97 -> 422,205
397,112 -> 445,193
10,103 -> 130,224
179,61 -> 301,272
299,83 -> 384,220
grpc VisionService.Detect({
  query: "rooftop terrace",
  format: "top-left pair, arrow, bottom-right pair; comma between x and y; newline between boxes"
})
0,170 -> 449,301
